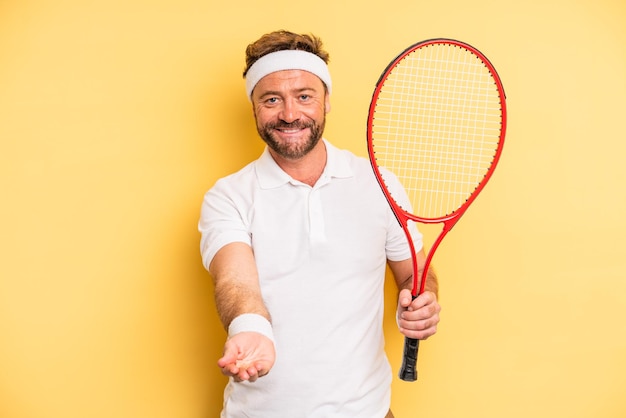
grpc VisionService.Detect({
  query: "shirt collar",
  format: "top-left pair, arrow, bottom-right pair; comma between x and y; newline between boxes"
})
256,139 -> 354,189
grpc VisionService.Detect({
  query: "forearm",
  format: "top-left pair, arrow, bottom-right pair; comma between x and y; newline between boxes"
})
209,242 -> 270,329
395,267 -> 438,296
210,242 -> 276,382
390,249 -> 438,297
422,266 -> 438,297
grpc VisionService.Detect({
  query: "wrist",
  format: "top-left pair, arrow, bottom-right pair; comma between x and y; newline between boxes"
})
228,313 -> 275,343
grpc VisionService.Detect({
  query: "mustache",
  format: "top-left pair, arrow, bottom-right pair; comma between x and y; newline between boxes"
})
265,121 -> 312,130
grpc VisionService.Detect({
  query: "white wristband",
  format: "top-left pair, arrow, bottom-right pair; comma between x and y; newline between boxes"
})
228,313 -> 275,343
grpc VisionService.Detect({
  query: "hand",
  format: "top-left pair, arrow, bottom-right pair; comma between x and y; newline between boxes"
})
218,332 -> 276,382
397,289 -> 441,340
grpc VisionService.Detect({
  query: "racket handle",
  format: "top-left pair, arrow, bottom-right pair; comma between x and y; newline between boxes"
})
399,336 -> 420,381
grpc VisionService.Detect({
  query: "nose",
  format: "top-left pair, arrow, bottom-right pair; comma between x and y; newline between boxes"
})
279,98 -> 300,123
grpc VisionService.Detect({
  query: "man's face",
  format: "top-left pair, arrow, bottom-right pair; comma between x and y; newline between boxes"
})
251,70 -> 331,161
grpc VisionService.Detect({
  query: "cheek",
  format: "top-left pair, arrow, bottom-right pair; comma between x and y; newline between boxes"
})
301,103 -> 326,121
254,108 -> 276,125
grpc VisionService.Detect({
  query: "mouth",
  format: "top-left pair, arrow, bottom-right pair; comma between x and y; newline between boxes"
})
272,123 -> 310,138
276,127 -> 306,134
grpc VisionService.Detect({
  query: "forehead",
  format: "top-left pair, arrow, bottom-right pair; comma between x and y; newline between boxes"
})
254,69 -> 325,94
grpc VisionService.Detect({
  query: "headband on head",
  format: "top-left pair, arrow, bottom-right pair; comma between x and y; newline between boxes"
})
245,49 -> 332,100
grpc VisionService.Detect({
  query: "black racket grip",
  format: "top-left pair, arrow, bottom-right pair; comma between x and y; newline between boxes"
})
399,336 -> 420,381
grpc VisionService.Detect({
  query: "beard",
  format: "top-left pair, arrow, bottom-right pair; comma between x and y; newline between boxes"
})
257,117 -> 325,160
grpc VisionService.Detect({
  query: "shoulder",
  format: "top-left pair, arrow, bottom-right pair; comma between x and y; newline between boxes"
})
208,159 -> 258,195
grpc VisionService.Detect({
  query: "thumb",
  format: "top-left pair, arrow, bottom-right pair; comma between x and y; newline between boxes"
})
217,341 -> 239,367
398,288 -> 414,309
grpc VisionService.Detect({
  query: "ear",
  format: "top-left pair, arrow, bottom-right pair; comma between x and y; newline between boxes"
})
325,92 -> 331,114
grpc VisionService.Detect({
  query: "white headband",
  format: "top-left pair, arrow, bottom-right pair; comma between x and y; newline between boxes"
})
245,49 -> 332,100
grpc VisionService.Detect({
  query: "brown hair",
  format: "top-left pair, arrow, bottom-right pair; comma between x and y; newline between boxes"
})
243,30 -> 330,77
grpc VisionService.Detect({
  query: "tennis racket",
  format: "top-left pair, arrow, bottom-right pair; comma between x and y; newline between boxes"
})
366,39 -> 507,381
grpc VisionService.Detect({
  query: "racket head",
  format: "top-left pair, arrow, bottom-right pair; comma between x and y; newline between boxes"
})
367,38 -> 507,225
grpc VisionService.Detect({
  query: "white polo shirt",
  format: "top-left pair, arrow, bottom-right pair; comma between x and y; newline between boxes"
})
199,139 -> 423,418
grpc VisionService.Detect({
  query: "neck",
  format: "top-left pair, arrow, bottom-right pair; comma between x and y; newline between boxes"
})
270,140 -> 327,187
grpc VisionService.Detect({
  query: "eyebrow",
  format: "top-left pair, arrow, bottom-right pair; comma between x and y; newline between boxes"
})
258,87 -> 318,100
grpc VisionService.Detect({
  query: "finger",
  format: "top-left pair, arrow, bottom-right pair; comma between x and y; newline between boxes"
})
256,362 -> 269,376
235,362 -> 270,383
237,369 -> 251,381
245,365 -> 259,382
402,324 -> 438,340
411,291 -> 435,309
220,363 -> 240,377
402,302 -> 441,323
400,313 -> 439,330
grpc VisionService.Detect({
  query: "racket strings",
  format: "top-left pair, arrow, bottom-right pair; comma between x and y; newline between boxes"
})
372,43 -> 503,219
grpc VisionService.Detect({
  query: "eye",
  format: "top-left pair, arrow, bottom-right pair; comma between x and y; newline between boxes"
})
299,94 -> 310,101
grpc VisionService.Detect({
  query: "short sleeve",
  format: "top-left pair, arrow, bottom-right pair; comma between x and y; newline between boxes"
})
380,167 -> 424,261
198,179 -> 252,270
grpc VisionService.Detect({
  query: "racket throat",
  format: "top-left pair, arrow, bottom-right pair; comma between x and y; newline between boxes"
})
412,221 -> 455,297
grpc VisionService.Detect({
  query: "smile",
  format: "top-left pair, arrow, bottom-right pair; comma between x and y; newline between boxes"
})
277,128 -> 304,134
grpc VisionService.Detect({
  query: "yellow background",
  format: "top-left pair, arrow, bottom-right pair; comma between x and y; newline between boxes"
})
1,0 -> 625,417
